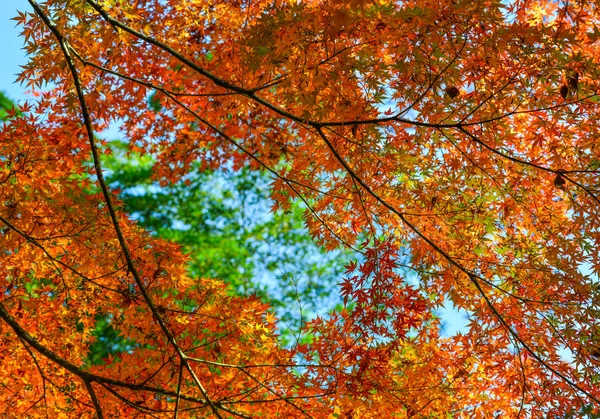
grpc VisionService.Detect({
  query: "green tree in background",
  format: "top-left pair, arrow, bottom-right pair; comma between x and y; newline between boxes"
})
0,91 -> 20,120
102,140 -> 346,335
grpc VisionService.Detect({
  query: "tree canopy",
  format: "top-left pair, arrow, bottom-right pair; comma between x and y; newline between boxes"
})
1,0 -> 600,417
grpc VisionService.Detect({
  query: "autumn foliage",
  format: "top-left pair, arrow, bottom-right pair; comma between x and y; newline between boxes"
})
2,0 -> 600,417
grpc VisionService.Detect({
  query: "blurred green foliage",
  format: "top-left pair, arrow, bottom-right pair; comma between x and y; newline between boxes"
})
0,91 -> 21,120
102,140 -> 347,344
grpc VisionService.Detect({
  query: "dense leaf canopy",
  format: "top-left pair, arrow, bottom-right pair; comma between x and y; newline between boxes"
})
1,0 -> 600,417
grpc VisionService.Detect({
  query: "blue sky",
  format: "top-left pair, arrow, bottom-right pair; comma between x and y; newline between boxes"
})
1,0 -> 31,102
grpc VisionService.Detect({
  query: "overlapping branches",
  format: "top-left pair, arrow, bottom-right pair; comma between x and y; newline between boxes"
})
2,0 -> 600,417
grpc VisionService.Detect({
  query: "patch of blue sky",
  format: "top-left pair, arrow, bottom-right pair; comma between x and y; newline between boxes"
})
1,0 -> 30,101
